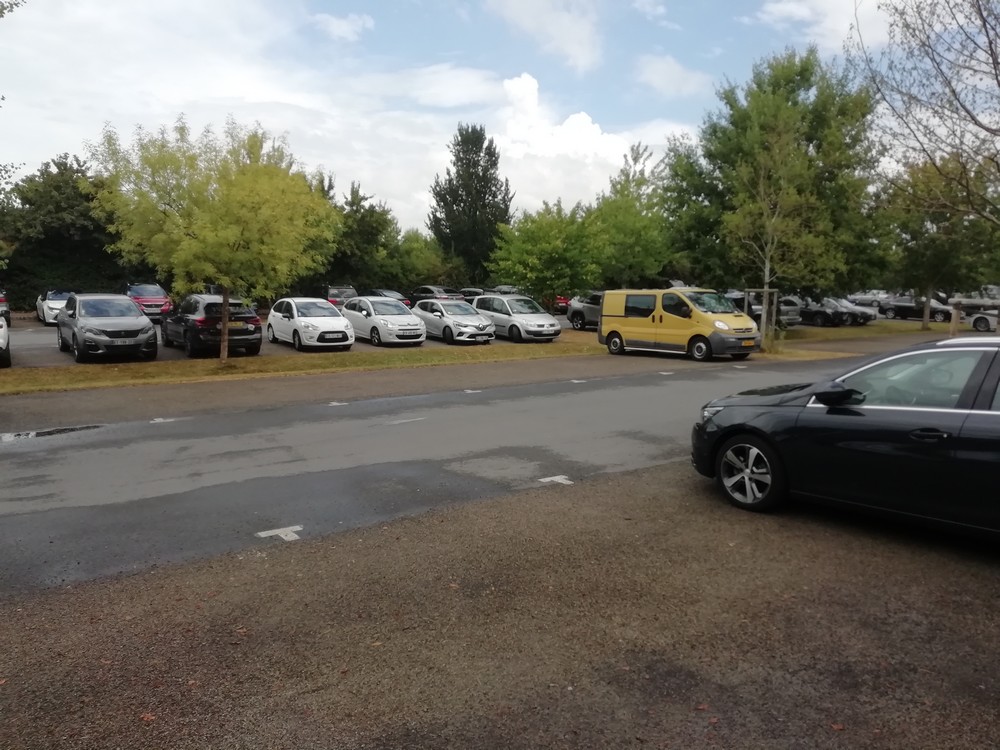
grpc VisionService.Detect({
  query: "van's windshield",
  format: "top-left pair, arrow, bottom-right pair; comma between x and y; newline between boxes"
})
685,292 -> 737,314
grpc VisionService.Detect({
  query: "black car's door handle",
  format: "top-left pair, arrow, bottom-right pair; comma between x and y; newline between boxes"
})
909,428 -> 951,443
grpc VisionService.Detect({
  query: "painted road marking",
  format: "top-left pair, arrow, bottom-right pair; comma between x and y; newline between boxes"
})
255,525 -> 303,542
464,389 -> 482,394
539,475 -> 574,486
659,372 -> 675,376
734,365 -> 748,369
328,401 -> 347,406
386,417 -> 426,425
1,431 -> 36,443
570,379 -> 587,384
150,418 -> 178,424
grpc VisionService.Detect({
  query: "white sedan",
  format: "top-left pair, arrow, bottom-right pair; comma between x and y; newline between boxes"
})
411,299 -> 495,344
342,296 -> 426,346
36,290 -> 73,325
266,297 -> 354,350
0,315 -> 10,368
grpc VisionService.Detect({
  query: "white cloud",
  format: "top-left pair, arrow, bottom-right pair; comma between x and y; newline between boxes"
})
312,12 -> 375,42
635,54 -> 714,98
0,0 -> 694,230
631,0 -> 681,30
483,0 -> 602,72
752,0 -> 889,52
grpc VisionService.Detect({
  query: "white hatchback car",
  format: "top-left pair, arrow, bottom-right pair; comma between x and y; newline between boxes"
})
0,315 -> 11,368
342,296 -> 426,346
36,290 -> 73,325
267,297 -> 354,351
411,299 -> 495,344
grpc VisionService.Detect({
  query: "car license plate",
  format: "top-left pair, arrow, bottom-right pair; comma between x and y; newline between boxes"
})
228,322 -> 243,328
112,339 -> 131,345
742,339 -> 755,347
475,335 -> 487,341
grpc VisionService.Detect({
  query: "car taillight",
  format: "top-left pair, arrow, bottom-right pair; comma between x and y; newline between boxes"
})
0,295 -> 6,303
403,299 -> 411,307
329,298 -> 340,305
249,316 -> 261,325
194,317 -> 212,328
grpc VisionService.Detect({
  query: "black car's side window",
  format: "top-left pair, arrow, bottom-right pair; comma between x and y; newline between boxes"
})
624,294 -> 656,318
840,351 -> 985,410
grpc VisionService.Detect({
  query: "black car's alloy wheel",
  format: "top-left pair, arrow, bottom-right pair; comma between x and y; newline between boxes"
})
884,308 -> 896,319
716,435 -> 786,511
184,333 -> 198,358
933,311 -> 947,323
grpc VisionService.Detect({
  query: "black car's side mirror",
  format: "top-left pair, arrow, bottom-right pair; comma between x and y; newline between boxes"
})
814,381 -> 863,407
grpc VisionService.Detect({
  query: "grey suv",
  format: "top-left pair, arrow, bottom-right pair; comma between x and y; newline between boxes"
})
567,292 -> 603,330
56,293 -> 158,362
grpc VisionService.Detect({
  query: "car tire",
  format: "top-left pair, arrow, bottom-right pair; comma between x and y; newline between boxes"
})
370,327 -> 382,346
57,327 -> 70,352
570,313 -> 586,330
267,325 -> 277,344
715,434 -> 787,512
443,326 -> 455,344
72,335 -> 87,363
184,332 -> 199,359
0,344 -> 10,369
509,325 -> 523,343
606,332 -> 624,355
973,316 -> 991,332
731,353 -> 751,361
245,344 -> 261,356
142,344 -> 158,361
293,331 -> 304,351
884,308 -> 896,319
161,323 -> 174,347
933,311 -> 947,323
845,313 -> 857,326
689,336 -> 712,362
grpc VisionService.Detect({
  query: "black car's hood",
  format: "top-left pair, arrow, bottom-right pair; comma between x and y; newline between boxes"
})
707,381 -> 816,407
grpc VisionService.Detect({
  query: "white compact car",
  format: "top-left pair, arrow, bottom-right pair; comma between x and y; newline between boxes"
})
36,290 -> 73,325
342,296 -> 426,346
969,309 -> 998,333
267,297 -> 354,351
472,294 -> 562,342
411,299 -> 495,344
0,315 -> 11,368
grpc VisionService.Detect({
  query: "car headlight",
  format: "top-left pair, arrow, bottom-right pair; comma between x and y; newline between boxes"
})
47,305 -> 59,312
301,322 -> 319,331
380,319 -> 394,329
140,325 -> 153,335
455,321 -> 473,329
82,326 -> 103,336
714,320 -> 731,331
701,406 -> 724,422
344,321 -> 352,330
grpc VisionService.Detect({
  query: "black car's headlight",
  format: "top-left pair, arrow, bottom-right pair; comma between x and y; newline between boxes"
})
701,406 -> 724,422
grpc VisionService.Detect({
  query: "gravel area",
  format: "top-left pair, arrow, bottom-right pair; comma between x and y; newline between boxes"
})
2,463 -> 998,749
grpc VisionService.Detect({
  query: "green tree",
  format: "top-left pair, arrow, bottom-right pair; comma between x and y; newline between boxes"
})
0,0 -> 26,219
89,116 -> 339,362
488,200 -> 597,308
325,182 -> 398,289
428,123 -> 513,283
383,229 -> 452,290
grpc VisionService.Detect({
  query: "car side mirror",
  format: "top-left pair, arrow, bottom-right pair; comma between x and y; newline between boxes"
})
283,314 -> 292,320
814,381 -> 863,407
433,311 -> 443,318
679,306 -> 691,318
361,309 -> 370,317
68,310 -> 76,319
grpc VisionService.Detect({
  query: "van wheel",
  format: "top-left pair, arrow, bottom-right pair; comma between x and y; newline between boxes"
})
606,332 -> 624,355
689,336 -> 712,362
570,313 -> 586,330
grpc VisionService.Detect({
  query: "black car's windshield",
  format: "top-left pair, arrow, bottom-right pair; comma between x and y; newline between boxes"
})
441,302 -> 478,316
128,284 -> 166,297
686,292 -> 737,313
372,300 -> 410,315
204,303 -> 253,316
47,291 -> 72,301
442,288 -> 462,296
296,300 -> 342,318
80,299 -> 142,317
508,298 -> 544,314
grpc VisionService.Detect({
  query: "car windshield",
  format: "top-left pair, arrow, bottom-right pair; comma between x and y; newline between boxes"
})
372,300 -> 410,315
296,300 -> 342,318
441,302 -> 478,316
80,299 -> 142,317
204,303 -> 253,316
47,291 -> 72,301
328,287 -> 357,299
823,298 -> 845,309
128,284 -> 166,297
685,292 -> 737,313
442,288 -> 462,295
508,298 -> 545,314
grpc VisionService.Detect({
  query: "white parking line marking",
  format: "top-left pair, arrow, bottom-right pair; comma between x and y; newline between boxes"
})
539,475 -> 574,486
570,380 -> 587,384
149,418 -> 178,424
733,365 -> 748,369
255,525 -> 303,542
463,389 -> 482,394
659,372 -> 675,376
386,417 -> 426,425
328,401 -> 347,406
1,431 -> 36,443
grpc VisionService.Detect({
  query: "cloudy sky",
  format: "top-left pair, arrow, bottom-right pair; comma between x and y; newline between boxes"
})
0,0 -> 887,229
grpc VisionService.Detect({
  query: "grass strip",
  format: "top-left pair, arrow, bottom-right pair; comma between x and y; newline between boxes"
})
783,320 -> 950,341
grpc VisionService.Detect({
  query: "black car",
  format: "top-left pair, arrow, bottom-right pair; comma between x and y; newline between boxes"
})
410,285 -> 465,304
161,294 -> 263,357
691,338 -> 1000,534
880,295 -> 955,323
794,297 -> 851,327
365,288 -> 411,307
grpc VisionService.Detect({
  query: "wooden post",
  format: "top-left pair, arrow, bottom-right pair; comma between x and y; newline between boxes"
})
949,302 -> 960,338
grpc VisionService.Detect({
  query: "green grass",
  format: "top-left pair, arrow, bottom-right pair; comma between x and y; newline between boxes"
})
0,332 -> 604,396
783,320 -> 951,341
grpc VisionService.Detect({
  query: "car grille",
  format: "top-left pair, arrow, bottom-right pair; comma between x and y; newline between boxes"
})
395,332 -> 423,340
101,329 -> 142,338
318,331 -> 347,342
733,327 -> 755,334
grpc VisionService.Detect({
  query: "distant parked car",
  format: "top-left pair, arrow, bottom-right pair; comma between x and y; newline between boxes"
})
794,297 -> 851,327
409,285 -> 465,304
411,299 -> 495,344
325,284 -> 358,308
460,287 -> 487,304
833,298 -> 876,325
567,292 -> 603,330
847,289 -> 890,307
542,294 -> 570,314
472,294 -> 561,342
493,285 -> 520,295
56,293 -> 158,363
365,288 -> 411,307
342,296 -> 426,346
36,290 -> 74,325
0,288 -> 9,325
969,309 -> 998,333
880,296 -> 956,322
123,282 -> 172,322
0,315 -> 10,368
161,294 -> 263,357
725,292 -> 801,328
267,297 -> 354,351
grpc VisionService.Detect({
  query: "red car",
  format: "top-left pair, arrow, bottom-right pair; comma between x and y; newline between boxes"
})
124,283 -> 172,322
540,294 -> 570,314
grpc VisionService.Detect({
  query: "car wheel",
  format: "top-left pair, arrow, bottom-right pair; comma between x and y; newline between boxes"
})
973,316 -> 991,332
443,326 -> 455,344
57,327 -> 70,352
267,325 -> 277,344
509,325 -> 523,343
731,353 -> 751,361
184,332 -> 199,358
0,344 -> 10,368
845,313 -> 857,326
715,434 -> 787,512
606,332 -> 624,355
370,327 -> 382,346
161,323 -> 174,347
142,343 -> 158,361
72,335 -> 87,363
688,336 -> 712,362
570,313 -> 586,330
293,331 -> 304,351
245,344 -> 261,356
933,311 -> 947,323
884,308 -> 896,319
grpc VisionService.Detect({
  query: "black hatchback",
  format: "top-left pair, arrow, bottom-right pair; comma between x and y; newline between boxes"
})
691,338 -> 1000,534
161,294 -> 263,357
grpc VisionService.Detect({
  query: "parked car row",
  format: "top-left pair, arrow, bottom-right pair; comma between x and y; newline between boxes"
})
878,295 -> 959,322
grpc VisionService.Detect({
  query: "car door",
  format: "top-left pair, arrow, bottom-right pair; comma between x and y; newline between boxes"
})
620,293 -> 657,349
474,297 -> 499,331
786,347 -> 992,518
279,300 -> 297,341
584,293 -> 603,325
427,301 -> 447,337
657,292 -> 691,353
949,351 -> 1000,530
342,299 -> 362,336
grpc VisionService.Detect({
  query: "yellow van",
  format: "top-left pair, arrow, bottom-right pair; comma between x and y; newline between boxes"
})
598,288 -> 761,361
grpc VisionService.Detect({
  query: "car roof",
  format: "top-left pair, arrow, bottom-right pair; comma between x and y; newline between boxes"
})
72,293 -> 131,299
354,295 -> 408,302
286,297 -> 333,303
935,337 -> 1000,347
189,294 -> 246,303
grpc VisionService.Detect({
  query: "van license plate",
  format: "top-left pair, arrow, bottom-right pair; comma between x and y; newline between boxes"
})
742,340 -> 755,347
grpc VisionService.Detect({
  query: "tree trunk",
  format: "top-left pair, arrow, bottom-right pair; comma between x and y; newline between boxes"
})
760,255 -> 772,349
921,287 -> 931,331
220,286 -> 230,364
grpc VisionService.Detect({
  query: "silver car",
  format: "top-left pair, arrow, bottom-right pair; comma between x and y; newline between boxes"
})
567,291 -> 603,330
472,294 -> 562,342
56,293 -> 158,362
0,315 -> 10,368
412,299 -> 495,344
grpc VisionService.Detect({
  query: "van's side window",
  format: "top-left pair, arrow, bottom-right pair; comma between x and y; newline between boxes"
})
661,293 -> 687,317
624,294 -> 656,318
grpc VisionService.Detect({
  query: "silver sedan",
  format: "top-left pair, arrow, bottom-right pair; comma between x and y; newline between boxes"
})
411,299 -> 495,344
